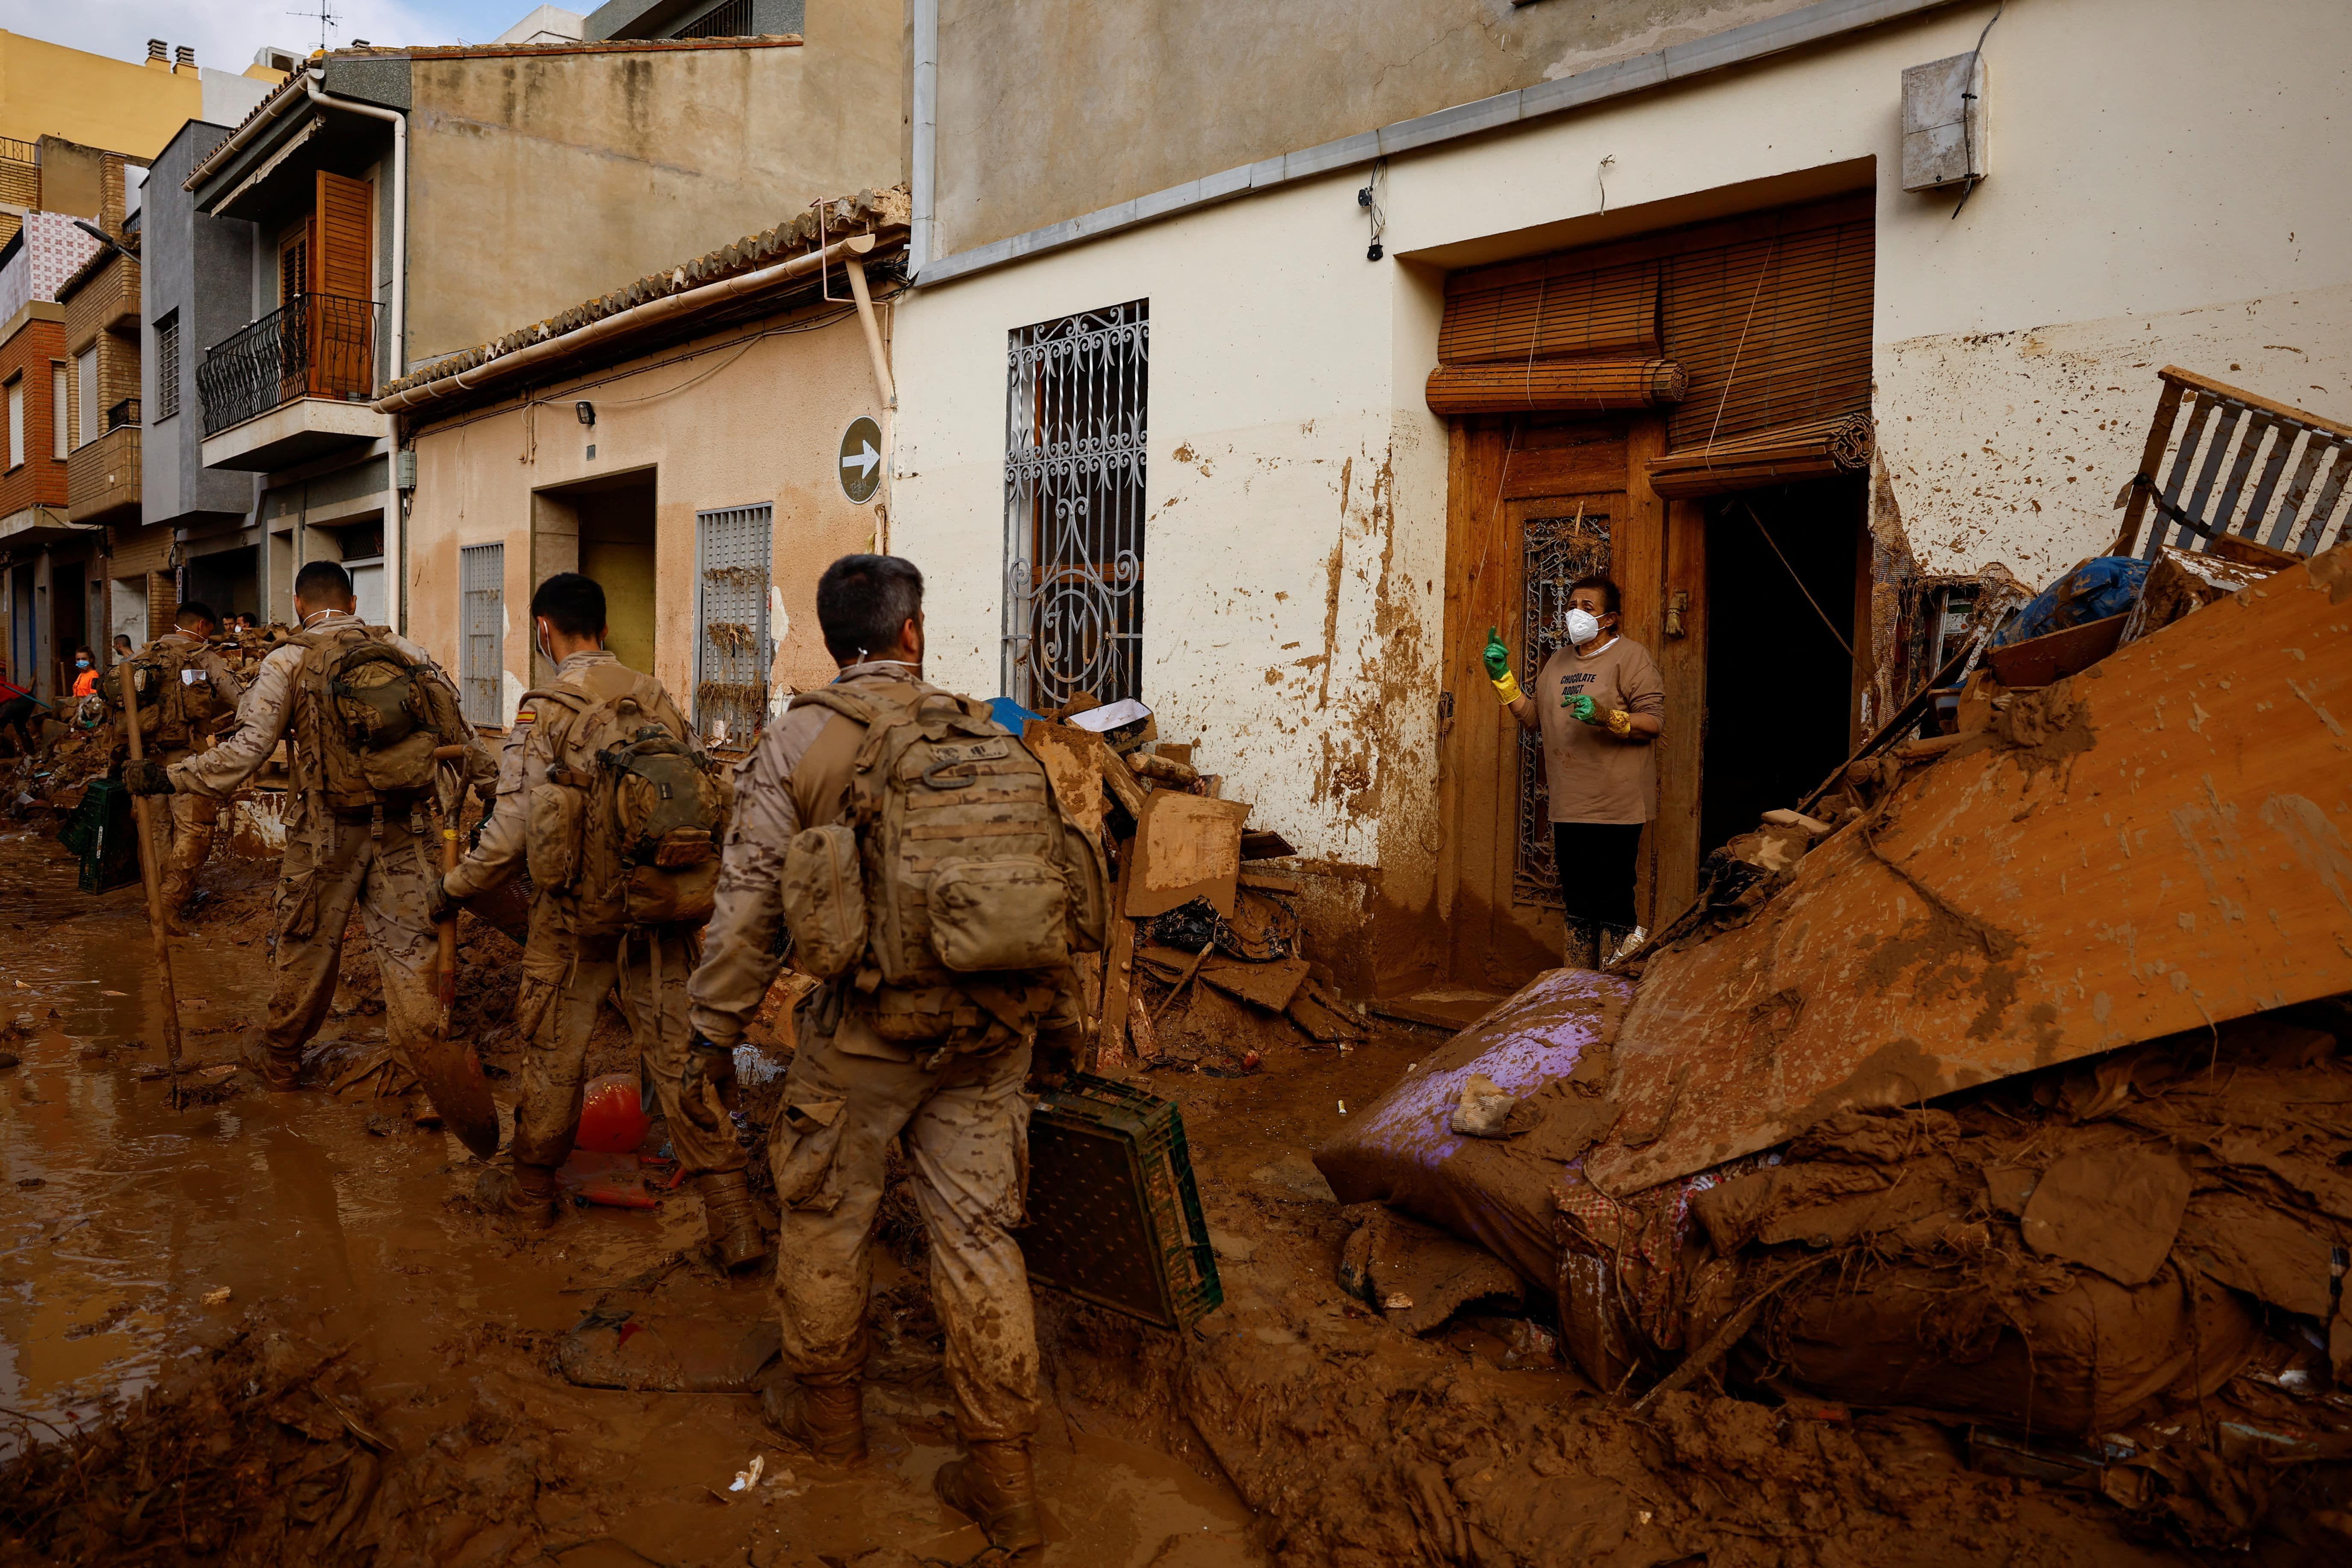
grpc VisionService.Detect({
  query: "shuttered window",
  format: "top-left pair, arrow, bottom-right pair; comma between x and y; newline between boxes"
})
311,171 -> 376,398
1435,195 -> 1874,450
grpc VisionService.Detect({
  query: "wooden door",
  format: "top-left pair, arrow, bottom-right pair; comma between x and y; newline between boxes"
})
1438,413 -> 1693,990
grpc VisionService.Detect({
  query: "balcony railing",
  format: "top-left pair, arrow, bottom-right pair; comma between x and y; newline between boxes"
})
197,293 -> 380,437
106,397 -> 139,432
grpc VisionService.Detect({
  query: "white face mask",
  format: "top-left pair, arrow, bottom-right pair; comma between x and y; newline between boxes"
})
1563,608 -> 1602,646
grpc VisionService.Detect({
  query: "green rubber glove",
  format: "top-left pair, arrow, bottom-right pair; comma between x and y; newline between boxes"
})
1564,693 -> 1598,724
1481,628 -> 1512,682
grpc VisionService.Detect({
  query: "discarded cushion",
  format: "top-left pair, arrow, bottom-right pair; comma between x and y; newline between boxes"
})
1314,968 -> 1630,1291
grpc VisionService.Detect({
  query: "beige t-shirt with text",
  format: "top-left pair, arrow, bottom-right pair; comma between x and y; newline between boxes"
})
1534,635 -> 1666,824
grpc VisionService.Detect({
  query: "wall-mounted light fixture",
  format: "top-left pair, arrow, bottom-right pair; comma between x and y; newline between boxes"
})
575,400 -> 596,427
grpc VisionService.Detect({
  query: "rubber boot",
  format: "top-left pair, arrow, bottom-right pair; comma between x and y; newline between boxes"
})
1560,920 -> 1599,973
935,1439 -> 1045,1553
762,1379 -> 866,1463
478,1161 -> 559,1228
258,1045 -> 302,1093
697,1170 -> 771,1270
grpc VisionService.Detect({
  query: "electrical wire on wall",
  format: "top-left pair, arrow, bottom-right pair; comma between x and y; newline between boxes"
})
1357,158 -> 1388,261
1950,2 -> 2003,219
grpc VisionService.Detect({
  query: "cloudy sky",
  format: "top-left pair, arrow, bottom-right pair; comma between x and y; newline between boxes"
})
17,0 -> 548,70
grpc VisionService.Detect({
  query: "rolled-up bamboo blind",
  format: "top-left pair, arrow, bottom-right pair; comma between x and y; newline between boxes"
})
1645,413 -> 1873,499
1424,357 -> 1685,416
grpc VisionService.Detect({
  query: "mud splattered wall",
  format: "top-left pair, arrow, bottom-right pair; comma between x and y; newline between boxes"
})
901,0 -> 2351,989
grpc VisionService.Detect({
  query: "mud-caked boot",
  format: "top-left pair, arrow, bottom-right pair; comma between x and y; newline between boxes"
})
761,1379 -> 866,1464
935,1439 -> 1045,1553
696,1170 -> 771,1270
476,1161 -> 559,1228
251,1040 -> 302,1093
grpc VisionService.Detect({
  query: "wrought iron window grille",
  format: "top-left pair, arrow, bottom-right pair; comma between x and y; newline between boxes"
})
1002,298 -> 1149,712
195,292 -> 379,437
695,504 -> 774,749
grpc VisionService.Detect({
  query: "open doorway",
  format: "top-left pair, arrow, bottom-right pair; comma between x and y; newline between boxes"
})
1700,476 -> 1864,856
531,469 -> 656,684
185,545 -> 261,626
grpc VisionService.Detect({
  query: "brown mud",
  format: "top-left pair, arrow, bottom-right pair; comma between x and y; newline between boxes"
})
0,821 -> 2267,1568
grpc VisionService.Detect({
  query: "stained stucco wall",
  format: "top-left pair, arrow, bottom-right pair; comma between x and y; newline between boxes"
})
405,16 -> 903,364
403,298 -> 892,718
930,0 -> 1810,254
892,0 -> 2352,975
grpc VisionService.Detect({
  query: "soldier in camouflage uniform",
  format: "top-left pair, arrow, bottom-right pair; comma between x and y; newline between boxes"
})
126,561 -> 494,1103
436,572 -> 762,1263
130,600 -> 248,922
688,555 -> 1083,1554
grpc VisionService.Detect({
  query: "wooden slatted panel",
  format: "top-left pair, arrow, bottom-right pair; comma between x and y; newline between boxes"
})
314,171 -> 374,301
1663,217 -> 1874,450
1440,258 -> 1659,366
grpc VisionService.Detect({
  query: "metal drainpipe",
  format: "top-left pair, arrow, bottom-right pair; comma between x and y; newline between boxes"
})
843,257 -> 896,553
303,77 -> 407,631
910,0 -> 938,278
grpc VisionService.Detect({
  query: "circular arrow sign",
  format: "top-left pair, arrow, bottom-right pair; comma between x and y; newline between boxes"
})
838,416 -> 883,503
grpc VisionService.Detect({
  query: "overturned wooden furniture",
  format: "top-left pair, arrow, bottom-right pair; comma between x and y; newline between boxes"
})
2111,365 -> 2352,561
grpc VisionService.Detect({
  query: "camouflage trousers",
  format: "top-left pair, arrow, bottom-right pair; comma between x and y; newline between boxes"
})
510,918 -> 740,1176
264,813 -> 439,1078
157,744 -> 221,913
768,1020 -> 1040,1444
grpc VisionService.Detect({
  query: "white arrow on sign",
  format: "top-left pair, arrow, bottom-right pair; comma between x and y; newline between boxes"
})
840,440 -> 880,479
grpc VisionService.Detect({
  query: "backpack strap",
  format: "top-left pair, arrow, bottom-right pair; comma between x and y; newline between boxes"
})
520,686 -> 597,779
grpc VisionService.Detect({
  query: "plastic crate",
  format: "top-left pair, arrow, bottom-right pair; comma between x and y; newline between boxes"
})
59,780 -> 141,894
1021,1073 -> 1222,1330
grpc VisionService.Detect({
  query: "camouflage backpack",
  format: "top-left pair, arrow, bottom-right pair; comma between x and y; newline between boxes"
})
288,623 -> 455,814
778,683 -> 1109,1042
522,665 -> 732,929
101,637 -> 233,750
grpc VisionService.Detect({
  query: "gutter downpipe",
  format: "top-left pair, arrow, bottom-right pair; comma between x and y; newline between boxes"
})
909,0 -> 938,279
304,77 -> 408,633
375,233 -> 878,416
843,257 -> 895,553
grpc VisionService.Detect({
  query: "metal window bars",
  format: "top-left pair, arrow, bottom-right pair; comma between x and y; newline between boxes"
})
2112,366 -> 2352,561
1002,299 -> 1149,712
695,504 -> 773,749
154,315 -> 180,422
1513,509 -> 1613,909
458,543 -> 505,727
195,293 -> 379,437
677,0 -> 753,37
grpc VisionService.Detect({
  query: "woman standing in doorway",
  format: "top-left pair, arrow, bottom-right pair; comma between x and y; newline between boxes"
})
1482,575 -> 1664,969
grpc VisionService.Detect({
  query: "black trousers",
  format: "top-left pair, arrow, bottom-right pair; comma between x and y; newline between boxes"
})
1552,821 -> 1643,932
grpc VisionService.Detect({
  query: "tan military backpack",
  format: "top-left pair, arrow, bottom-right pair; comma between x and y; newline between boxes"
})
102,638 -> 233,750
287,623 -> 453,814
779,685 -> 1109,1039
522,668 -> 731,929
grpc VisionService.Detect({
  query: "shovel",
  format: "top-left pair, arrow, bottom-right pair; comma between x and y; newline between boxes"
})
413,745 -> 501,1158
119,663 -> 187,1110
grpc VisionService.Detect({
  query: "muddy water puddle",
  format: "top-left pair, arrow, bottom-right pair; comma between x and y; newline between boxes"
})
0,831 -> 1264,1564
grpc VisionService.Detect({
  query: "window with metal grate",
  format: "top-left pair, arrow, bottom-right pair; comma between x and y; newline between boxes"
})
459,542 -> 505,726
677,0 -> 753,38
154,313 -> 179,422
1002,298 -> 1149,712
694,503 -> 772,747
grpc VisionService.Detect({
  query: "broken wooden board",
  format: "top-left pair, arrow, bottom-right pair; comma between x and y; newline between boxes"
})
1125,792 -> 1250,918
1137,945 -> 1310,1012
1584,541 -> 2352,1197
1020,718 -> 1104,823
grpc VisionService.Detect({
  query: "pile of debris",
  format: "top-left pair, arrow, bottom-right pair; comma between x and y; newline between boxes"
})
1018,695 -> 1366,1075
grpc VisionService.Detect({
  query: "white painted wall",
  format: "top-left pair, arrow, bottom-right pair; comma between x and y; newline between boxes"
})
893,0 -> 2352,894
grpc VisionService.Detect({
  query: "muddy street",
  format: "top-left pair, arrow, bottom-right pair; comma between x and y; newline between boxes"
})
0,826 -> 1259,1567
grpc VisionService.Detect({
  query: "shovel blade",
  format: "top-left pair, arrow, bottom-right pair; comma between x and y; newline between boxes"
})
411,1031 -> 501,1158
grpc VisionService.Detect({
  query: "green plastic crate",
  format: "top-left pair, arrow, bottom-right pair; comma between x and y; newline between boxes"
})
1022,1073 -> 1223,1330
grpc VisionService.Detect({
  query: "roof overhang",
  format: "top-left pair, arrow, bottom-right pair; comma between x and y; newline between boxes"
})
0,505 -> 103,550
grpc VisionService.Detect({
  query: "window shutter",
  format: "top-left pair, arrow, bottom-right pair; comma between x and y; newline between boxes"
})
312,172 -> 375,397
1662,213 -> 1874,451
55,362 -> 71,456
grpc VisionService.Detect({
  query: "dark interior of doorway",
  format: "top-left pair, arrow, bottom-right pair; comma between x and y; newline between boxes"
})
541,471 -> 657,677
1700,475 -> 1863,857
186,546 -> 260,624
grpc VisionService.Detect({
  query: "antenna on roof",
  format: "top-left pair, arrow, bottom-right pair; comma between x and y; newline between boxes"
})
289,0 -> 341,53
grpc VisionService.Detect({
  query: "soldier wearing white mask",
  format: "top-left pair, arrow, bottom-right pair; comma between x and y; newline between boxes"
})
1480,574 -> 1664,969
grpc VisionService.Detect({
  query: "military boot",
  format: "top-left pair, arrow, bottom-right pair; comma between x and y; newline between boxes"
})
934,1439 -> 1044,1553
697,1170 -> 770,1270
761,1379 -> 866,1464
477,1161 -> 559,1228
254,1041 -> 302,1092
